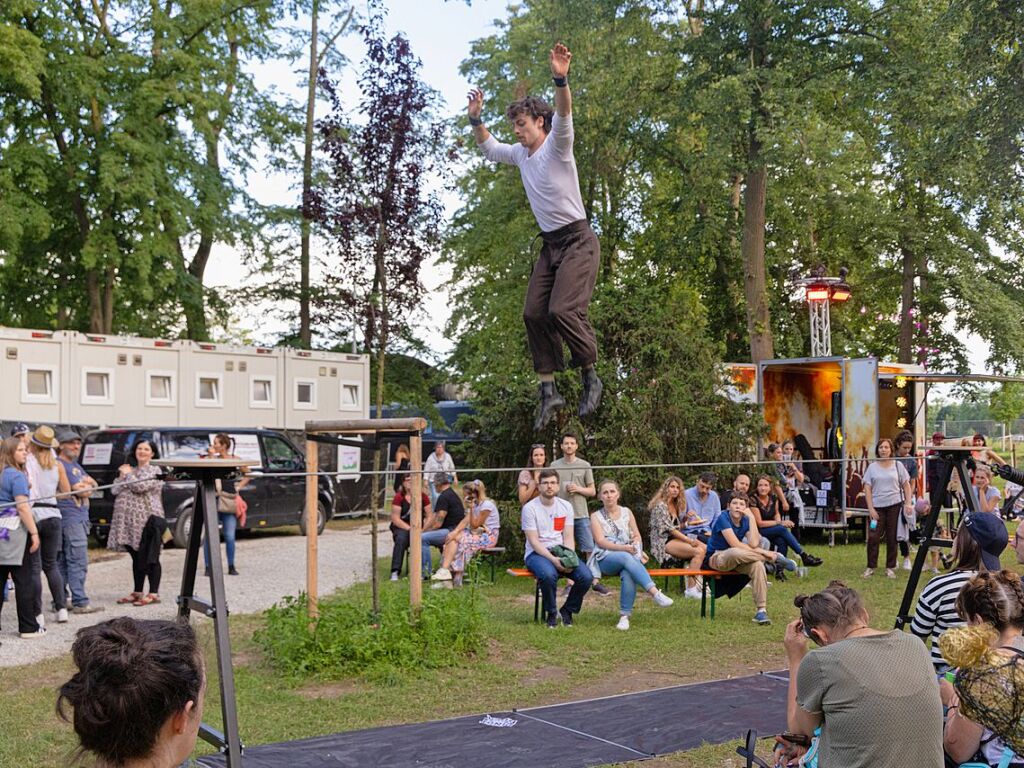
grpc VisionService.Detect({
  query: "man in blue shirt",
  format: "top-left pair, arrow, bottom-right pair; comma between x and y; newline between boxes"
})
56,432 -> 103,614
705,495 -> 797,625
684,472 -> 722,530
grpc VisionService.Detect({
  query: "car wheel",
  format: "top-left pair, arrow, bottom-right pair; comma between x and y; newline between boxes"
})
91,528 -> 109,548
299,500 -> 328,536
173,507 -> 193,549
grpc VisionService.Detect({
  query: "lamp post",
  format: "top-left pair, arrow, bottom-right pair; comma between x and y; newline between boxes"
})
796,265 -> 851,357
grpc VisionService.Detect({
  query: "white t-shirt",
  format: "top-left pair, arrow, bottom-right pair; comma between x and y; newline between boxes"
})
521,495 -> 573,560
478,112 -> 587,233
423,451 -> 455,479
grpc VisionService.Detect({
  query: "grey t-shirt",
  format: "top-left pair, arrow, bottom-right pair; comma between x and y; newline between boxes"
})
862,460 -> 910,508
549,457 -> 594,520
797,630 -> 943,768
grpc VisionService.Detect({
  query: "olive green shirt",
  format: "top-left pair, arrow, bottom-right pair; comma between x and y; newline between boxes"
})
549,457 -> 594,520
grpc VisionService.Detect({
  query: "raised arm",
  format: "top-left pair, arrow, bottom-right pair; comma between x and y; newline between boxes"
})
468,88 -> 519,165
550,43 -> 572,117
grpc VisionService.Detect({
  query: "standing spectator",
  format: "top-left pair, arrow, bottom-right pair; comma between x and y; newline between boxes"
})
432,479 -> 499,586
750,475 -> 823,574
26,425 -> 69,626
973,465 -> 1002,514
590,479 -> 673,630
647,475 -> 706,599
705,495 -> 796,625
522,469 -> 592,628
909,514 -> 1001,671
719,473 -> 751,509
56,431 -> 102,614
895,430 -> 920,569
422,473 -> 464,579
423,441 -> 456,507
782,581 -> 943,767
388,475 -> 431,582
392,444 -> 411,493
550,432 -> 606,595
0,437 -> 44,638
10,423 -> 30,446
518,443 -> 548,506
108,440 -> 165,607
862,437 -> 914,579
202,434 -> 250,577
684,471 -> 722,529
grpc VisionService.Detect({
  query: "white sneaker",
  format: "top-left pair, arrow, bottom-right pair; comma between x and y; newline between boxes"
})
20,627 -> 47,639
616,615 -> 630,631
432,567 -> 452,581
886,568 -> 897,579
928,566 -> 940,574
56,608 -> 68,623
36,613 -> 45,628
902,557 -> 912,570
389,572 -> 399,582
862,568 -> 874,578
684,587 -> 702,600
652,590 -> 674,607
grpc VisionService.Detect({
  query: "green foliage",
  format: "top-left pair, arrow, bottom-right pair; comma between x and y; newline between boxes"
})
254,586 -> 487,683
990,384 -> 1024,425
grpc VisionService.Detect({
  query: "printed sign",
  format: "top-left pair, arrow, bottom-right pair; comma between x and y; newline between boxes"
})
82,443 -> 113,466
820,481 -> 832,491
816,490 -> 829,507
337,437 -> 361,481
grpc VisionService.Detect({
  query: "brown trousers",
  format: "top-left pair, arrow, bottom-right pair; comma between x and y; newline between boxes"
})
523,219 -> 600,373
867,502 -> 902,569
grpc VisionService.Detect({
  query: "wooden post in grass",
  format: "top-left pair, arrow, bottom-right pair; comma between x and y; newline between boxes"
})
304,418 -> 428,618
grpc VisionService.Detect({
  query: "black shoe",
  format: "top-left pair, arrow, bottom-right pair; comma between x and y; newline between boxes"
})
801,552 -> 823,567
592,582 -> 611,596
204,568 -> 210,577
228,566 -> 239,576
558,607 -> 574,627
579,368 -> 603,417
545,612 -> 559,629
775,570 -> 787,582
534,381 -> 566,431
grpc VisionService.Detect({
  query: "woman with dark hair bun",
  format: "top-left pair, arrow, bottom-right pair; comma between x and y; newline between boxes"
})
57,617 -> 205,767
108,439 -> 165,607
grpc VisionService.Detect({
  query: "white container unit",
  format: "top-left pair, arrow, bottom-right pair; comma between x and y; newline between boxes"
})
1,327 -> 71,424
179,340 -> 284,429
282,348 -> 369,429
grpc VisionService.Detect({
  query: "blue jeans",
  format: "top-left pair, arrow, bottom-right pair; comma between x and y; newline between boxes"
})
573,518 -> 595,555
597,551 -> 655,615
59,520 -> 91,607
203,512 -> 238,569
525,552 -> 593,618
421,528 -> 450,576
760,525 -> 803,558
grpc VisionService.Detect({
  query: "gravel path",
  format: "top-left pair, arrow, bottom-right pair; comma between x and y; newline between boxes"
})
0,526 -> 375,668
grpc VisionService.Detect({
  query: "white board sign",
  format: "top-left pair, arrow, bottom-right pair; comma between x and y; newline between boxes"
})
211,434 -> 263,466
816,490 -> 829,507
82,443 -> 113,466
337,437 -> 361,481
820,481 -> 832,491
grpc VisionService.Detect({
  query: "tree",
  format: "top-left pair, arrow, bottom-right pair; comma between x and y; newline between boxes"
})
311,16 -> 447,613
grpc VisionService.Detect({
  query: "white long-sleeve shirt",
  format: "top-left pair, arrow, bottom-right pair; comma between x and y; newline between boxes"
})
478,112 -> 586,233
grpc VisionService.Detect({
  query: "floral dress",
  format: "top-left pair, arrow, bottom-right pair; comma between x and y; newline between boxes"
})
648,501 -> 680,566
108,464 -> 164,552
452,500 -> 500,572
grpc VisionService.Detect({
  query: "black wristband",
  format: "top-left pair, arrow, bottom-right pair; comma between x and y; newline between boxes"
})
468,116 -> 483,127
553,76 -> 567,88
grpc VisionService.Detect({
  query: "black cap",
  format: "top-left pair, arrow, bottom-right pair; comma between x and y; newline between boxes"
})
10,423 -> 29,437
963,513 -> 1008,571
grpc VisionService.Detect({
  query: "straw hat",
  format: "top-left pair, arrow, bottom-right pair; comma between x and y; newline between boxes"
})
30,425 -> 59,449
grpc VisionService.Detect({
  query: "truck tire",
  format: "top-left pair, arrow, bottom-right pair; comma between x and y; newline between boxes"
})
299,500 -> 328,537
173,507 -> 193,549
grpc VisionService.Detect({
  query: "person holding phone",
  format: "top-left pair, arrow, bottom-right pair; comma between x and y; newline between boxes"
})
522,468 -> 592,628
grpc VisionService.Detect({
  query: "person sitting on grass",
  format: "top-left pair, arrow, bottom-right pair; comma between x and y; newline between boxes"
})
523,468 -> 593,628
431,479 -> 499,586
749,475 -> 823,580
648,475 -> 706,599
704,494 -> 797,626
57,617 -> 206,768
421,473 -> 464,580
782,580 -> 943,768
589,479 -> 673,631
389,475 -> 431,582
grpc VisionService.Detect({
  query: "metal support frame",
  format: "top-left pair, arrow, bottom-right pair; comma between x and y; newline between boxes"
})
808,299 -> 832,357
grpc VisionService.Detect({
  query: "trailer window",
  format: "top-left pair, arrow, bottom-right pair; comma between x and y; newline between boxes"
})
146,371 -> 175,406
340,381 -> 361,410
250,376 -> 275,409
21,364 -> 57,403
82,368 -> 114,404
196,373 -> 223,407
294,378 -> 316,410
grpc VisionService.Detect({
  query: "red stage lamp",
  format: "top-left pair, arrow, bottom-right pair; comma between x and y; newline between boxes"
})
806,285 -> 830,301
830,283 -> 851,302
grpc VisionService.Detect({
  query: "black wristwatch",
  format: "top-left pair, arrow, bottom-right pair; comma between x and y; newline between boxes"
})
469,116 -> 483,126
553,75 -> 567,88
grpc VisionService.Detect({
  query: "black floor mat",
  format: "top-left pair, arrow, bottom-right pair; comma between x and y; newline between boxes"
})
197,671 -> 789,767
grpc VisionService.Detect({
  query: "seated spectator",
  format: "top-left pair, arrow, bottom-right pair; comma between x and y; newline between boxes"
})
518,443 -> 548,506
974,465 -> 1003,515
589,479 -> 673,630
57,617 -> 206,768
705,495 -> 796,625
421,473 -> 464,579
719,473 -> 751,509
684,471 -> 721,531
389,476 -> 431,582
431,479 -> 499,586
750,475 -> 822,578
909,513 -> 1001,671
522,468 -> 592,628
940,570 -> 1024,767
783,581 -> 943,767
647,475 -> 706,599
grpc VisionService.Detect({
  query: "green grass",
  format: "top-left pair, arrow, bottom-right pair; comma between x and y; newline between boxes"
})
3,527 -> 1019,767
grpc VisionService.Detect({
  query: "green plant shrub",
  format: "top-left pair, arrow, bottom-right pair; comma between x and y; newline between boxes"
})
254,583 -> 487,682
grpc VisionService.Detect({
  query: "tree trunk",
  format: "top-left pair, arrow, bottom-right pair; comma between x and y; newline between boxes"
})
741,157 -> 774,362
86,270 -> 103,333
299,1 -> 319,349
897,234 -> 916,364
916,249 -> 929,365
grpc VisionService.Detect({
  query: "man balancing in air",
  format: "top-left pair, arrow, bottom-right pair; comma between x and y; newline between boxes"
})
468,42 -> 602,431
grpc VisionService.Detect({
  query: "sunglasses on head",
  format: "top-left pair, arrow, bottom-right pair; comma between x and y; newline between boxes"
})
531,443 -> 545,450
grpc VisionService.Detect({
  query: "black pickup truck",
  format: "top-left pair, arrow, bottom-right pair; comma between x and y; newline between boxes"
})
82,427 -> 333,547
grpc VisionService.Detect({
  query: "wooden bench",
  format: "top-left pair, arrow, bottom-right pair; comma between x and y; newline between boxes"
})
505,567 -> 739,622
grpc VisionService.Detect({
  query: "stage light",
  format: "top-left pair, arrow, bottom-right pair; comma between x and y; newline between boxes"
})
895,376 -> 907,389
830,283 -> 851,302
896,417 -> 908,428
896,396 -> 908,408
806,285 -> 830,301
